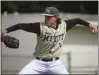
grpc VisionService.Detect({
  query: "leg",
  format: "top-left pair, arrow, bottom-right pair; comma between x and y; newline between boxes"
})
48,60 -> 69,74
18,59 -> 47,74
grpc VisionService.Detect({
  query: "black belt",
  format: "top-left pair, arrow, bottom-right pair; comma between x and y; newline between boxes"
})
36,57 -> 59,62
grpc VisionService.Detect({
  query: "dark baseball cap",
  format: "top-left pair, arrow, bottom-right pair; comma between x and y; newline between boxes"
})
42,7 -> 59,16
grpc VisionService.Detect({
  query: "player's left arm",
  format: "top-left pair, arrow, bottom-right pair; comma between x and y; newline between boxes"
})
64,18 -> 98,33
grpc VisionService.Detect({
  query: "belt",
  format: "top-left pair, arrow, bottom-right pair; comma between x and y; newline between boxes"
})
36,57 -> 59,62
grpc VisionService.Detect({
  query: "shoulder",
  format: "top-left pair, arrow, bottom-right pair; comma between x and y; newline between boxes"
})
39,21 -> 48,27
60,19 -> 67,25
29,22 -> 41,28
31,22 -> 40,25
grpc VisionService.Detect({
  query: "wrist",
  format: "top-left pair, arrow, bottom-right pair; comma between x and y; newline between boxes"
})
4,30 -> 8,33
88,24 -> 93,29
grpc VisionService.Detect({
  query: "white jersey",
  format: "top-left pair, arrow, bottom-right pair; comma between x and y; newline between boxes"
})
34,20 -> 67,58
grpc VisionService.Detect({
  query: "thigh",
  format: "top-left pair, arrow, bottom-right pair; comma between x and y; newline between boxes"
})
49,60 -> 69,74
18,59 -> 47,74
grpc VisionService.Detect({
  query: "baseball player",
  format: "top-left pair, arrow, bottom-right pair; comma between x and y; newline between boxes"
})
1,7 -> 98,74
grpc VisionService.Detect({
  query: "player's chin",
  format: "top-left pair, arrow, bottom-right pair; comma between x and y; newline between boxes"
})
46,23 -> 51,26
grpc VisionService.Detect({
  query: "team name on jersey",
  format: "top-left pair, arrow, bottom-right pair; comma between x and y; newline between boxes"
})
43,33 -> 64,43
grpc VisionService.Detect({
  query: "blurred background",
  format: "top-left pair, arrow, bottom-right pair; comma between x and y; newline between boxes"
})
1,1 -> 98,75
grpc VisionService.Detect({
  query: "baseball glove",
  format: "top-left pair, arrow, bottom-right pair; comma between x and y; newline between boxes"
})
2,35 -> 19,48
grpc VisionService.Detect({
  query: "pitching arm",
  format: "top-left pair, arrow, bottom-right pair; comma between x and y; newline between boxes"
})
65,18 -> 98,33
64,18 -> 90,32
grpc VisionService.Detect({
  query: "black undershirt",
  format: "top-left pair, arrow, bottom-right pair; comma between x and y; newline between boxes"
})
6,18 -> 90,35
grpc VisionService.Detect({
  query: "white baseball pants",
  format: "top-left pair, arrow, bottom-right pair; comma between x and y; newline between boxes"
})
18,58 -> 69,74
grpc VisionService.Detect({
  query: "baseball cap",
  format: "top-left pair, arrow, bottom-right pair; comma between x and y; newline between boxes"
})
42,7 -> 59,16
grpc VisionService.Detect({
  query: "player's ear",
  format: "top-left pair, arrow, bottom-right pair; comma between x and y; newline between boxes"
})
55,15 -> 59,19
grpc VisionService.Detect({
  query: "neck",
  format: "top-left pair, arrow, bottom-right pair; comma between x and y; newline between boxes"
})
51,22 -> 57,29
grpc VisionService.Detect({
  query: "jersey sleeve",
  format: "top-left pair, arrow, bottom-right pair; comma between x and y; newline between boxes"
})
6,22 -> 40,35
64,18 -> 90,32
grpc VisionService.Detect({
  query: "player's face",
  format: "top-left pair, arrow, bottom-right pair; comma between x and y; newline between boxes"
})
45,15 -> 57,27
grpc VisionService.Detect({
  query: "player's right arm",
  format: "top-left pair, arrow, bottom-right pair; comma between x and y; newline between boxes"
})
65,18 -> 98,33
1,22 -> 40,42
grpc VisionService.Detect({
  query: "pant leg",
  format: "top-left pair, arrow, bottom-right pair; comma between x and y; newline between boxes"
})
48,59 -> 69,74
18,59 -> 47,74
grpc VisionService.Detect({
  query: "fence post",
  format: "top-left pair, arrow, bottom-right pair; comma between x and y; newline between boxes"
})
67,51 -> 71,74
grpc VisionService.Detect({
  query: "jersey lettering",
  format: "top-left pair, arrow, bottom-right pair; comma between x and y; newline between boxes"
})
43,33 -> 64,43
